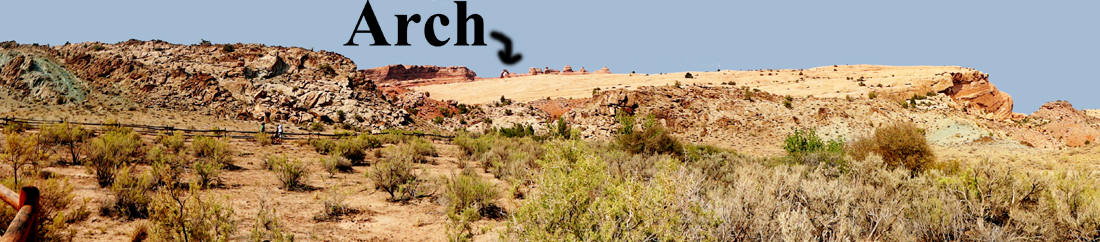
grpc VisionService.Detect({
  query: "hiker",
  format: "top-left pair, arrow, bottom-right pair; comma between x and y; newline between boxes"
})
261,122 -> 266,133
276,124 -> 284,139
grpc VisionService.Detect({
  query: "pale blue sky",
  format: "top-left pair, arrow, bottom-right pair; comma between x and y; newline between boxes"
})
2,0 -> 1096,113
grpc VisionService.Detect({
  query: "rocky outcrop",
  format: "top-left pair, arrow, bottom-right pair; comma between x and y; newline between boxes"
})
938,71 -> 1014,121
561,65 -> 573,73
595,66 -> 611,74
1028,101 -> 1100,147
0,47 -> 87,104
361,64 -> 476,88
2,40 -> 408,131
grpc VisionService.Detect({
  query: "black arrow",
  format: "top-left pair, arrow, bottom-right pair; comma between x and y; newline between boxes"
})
490,31 -> 522,65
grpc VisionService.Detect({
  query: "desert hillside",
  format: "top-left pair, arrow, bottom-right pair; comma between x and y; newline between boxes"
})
3,40 -> 1100,241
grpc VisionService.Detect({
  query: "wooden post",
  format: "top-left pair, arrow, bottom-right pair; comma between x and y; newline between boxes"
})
19,187 -> 39,242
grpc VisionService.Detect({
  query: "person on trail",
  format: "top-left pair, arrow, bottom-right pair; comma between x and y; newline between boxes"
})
276,124 -> 283,139
261,122 -> 266,133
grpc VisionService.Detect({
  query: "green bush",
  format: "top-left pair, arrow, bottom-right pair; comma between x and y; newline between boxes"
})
368,156 -> 424,202
309,122 -> 325,132
86,129 -> 144,187
192,159 -> 223,189
270,156 -> 309,191
221,44 -> 234,52
782,128 -> 843,156
39,122 -> 92,164
155,131 -> 187,154
507,140 -> 708,241
253,131 -> 272,146
433,116 -> 445,124
684,72 -> 693,78
320,155 -> 353,176
498,123 -> 535,138
103,166 -> 155,219
148,188 -> 236,241
454,134 -> 542,183
445,168 -> 501,240
190,135 -> 232,168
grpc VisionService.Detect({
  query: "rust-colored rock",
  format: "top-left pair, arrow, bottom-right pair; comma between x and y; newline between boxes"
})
595,66 -> 611,74
940,71 -> 1014,121
361,64 -> 476,88
1030,101 -> 1100,147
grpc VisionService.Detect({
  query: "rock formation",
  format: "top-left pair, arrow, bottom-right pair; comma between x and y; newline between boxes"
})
1029,101 -> 1100,147
562,65 -> 573,73
595,66 -> 611,74
938,71 -> 1014,121
0,40 -> 409,130
361,64 -> 476,87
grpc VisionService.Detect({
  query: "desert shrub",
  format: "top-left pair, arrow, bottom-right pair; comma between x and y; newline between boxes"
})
849,122 -> 934,172
498,123 -> 535,138
552,116 -> 571,139
432,116 -> 445,124
39,122 -> 92,164
91,44 -> 105,51
454,134 -> 543,184
507,140 -> 710,241
332,135 -> 381,164
314,187 -> 356,222
309,138 -> 336,154
250,198 -> 294,242
86,129 -> 144,187
103,166 -> 155,219
320,155 -> 353,177
270,156 -> 309,191
380,138 -> 437,164
190,135 -> 233,168
154,131 -> 186,154
868,91 -> 878,99
445,168 -> 501,240
1,132 -> 50,185
684,72 -> 693,78
782,128 -> 843,155
309,122 -> 325,132
253,130 -> 272,146
220,44 -> 234,52
192,159 -> 223,189
368,156 -> 425,202
616,124 -> 683,157
148,149 -> 184,188
148,188 -> 236,242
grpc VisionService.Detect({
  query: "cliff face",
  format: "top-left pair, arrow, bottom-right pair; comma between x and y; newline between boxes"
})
0,40 -> 408,130
361,64 -> 476,88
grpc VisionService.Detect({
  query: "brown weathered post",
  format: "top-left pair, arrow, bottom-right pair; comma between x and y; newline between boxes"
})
18,187 -> 38,242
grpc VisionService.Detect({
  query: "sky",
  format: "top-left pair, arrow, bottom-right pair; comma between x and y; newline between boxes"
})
1,0 -> 1097,113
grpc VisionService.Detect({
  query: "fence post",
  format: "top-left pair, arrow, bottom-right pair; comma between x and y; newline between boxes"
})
19,187 -> 39,242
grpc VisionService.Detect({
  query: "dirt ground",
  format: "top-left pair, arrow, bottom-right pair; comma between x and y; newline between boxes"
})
2,110 -> 510,241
